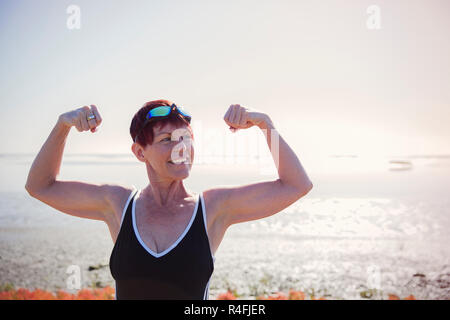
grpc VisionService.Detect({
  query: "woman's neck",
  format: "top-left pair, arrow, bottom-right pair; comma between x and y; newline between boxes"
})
142,180 -> 189,207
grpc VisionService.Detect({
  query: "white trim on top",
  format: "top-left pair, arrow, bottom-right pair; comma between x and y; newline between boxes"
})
114,185 -> 137,300
119,185 -> 138,229
203,278 -> 211,300
199,192 -> 216,264
132,190 -> 200,258
200,192 -> 214,301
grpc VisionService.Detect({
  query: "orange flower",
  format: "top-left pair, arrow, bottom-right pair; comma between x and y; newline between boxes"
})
311,296 -> 327,300
217,290 -> 236,300
75,288 -> 97,300
403,295 -> 416,300
0,287 -> 117,300
31,289 -> 56,300
56,290 -> 74,300
388,294 -> 400,300
0,292 -> 10,300
15,288 -> 34,300
288,289 -> 305,300
100,286 -> 115,300
266,292 -> 287,300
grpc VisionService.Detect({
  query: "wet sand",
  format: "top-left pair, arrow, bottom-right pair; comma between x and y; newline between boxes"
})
1,222 -> 449,299
1,156 -> 449,299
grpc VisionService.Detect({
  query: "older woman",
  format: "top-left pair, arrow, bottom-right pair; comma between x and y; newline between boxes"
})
25,99 -> 313,300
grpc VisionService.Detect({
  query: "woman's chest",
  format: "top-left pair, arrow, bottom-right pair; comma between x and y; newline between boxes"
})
135,206 -> 196,255
108,189 -> 224,257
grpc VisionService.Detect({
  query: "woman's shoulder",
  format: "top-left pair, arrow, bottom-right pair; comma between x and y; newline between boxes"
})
105,184 -> 138,216
201,186 -> 229,206
200,187 -> 228,220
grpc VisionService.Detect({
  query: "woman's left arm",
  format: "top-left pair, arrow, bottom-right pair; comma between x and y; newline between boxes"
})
212,104 -> 313,227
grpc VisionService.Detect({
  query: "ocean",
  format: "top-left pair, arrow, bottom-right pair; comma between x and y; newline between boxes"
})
0,153 -> 449,299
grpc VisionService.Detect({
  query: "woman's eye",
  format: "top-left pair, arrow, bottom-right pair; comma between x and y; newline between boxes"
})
162,137 -> 171,142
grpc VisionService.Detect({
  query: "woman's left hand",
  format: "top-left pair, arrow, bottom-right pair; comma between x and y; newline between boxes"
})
223,104 -> 269,132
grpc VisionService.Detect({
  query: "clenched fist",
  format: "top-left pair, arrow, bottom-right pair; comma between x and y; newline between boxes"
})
58,105 -> 102,133
223,104 -> 270,132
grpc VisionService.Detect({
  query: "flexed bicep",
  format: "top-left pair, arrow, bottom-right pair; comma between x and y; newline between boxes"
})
211,179 -> 308,227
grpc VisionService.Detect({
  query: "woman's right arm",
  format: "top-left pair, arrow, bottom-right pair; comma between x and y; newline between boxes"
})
25,105 -> 119,221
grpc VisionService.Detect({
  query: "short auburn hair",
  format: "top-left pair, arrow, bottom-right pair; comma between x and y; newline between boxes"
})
130,99 -> 193,148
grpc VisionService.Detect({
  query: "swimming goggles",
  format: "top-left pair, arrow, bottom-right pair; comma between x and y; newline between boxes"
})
134,103 -> 191,143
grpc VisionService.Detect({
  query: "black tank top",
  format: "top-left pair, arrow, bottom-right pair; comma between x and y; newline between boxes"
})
109,187 -> 215,300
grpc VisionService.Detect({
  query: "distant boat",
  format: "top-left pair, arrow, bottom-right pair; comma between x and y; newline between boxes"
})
388,160 -> 413,171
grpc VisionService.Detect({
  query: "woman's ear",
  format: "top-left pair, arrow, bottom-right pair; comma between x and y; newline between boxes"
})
132,143 -> 145,162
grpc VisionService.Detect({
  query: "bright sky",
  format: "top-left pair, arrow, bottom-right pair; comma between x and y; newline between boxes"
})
1,0 -> 449,159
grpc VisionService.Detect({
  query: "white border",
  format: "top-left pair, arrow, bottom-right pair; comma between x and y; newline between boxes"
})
199,192 -> 215,300
132,190 -> 200,258
119,185 -> 138,229
199,193 -> 216,264
203,278 -> 211,300
114,185 -> 137,300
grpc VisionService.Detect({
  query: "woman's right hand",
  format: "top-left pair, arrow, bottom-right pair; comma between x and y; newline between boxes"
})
58,105 -> 103,133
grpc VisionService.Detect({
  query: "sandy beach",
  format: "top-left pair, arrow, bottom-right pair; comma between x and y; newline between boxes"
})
1,193 -> 449,300
1,155 -> 449,299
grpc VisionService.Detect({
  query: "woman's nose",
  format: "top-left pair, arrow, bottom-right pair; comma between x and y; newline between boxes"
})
170,140 -> 188,161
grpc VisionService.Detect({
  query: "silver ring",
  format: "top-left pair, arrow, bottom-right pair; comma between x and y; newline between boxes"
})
87,114 -> 96,121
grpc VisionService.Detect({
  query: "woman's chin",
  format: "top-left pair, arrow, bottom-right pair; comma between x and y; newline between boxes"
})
166,161 -> 191,178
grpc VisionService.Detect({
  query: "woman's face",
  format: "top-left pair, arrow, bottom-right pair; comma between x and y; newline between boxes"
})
136,122 -> 194,180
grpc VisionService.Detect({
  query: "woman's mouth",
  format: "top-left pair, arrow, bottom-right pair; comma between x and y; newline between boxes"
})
167,160 -> 186,165
167,159 -> 189,166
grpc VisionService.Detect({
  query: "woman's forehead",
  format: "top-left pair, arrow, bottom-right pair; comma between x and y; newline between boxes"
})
154,122 -> 192,136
